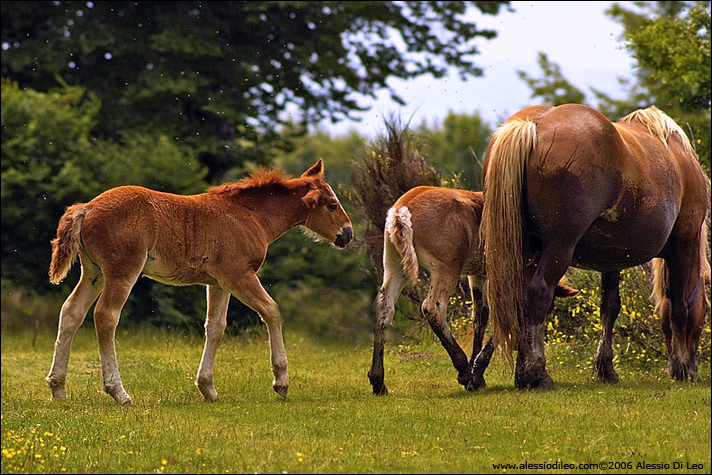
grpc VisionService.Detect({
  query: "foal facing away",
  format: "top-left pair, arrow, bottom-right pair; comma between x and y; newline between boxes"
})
368,186 -> 578,395
47,159 -> 353,404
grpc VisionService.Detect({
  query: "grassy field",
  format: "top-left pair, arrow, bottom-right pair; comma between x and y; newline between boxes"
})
1,326 -> 710,474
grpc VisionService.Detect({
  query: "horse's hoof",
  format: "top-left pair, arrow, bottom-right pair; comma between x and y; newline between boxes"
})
273,385 -> 288,398
595,369 -> 620,384
469,375 -> 487,391
515,372 -> 554,390
368,370 -> 388,395
372,383 -> 388,396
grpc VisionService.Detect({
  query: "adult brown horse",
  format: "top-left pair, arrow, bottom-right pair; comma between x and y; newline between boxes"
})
47,160 -> 353,404
368,186 -> 578,395
481,104 -> 710,389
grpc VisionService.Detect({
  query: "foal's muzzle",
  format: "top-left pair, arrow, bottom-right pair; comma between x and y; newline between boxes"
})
334,226 -> 354,248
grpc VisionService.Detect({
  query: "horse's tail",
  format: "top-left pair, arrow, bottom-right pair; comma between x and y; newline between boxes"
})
481,119 -> 538,361
49,203 -> 88,285
385,206 -> 419,286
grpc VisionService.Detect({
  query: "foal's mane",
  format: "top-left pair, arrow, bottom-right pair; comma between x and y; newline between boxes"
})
208,168 -> 298,196
619,106 -> 695,155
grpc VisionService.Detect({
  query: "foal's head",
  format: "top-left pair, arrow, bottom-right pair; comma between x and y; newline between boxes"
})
299,160 -> 354,248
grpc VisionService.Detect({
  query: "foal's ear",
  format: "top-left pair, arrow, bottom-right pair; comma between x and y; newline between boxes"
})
301,159 -> 324,178
302,184 -> 320,209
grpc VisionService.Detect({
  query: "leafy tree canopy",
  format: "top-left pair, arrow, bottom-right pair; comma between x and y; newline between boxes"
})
517,1 -> 710,174
2,0 -> 510,180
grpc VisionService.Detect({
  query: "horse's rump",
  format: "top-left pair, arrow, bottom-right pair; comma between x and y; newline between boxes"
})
483,103 -> 710,366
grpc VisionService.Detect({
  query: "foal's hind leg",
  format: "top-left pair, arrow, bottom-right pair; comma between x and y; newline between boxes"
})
468,276 -> 491,389
368,242 -> 407,395
94,271 -> 141,405
196,285 -> 231,402
421,270 -> 473,390
594,271 -> 621,383
47,257 -> 103,400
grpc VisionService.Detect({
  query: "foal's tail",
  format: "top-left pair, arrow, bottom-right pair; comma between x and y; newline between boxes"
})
480,119 -> 538,361
49,203 -> 88,285
385,206 -> 419,286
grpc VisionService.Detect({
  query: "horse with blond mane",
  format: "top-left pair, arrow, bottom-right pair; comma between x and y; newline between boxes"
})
47,160 -> 353,404
481,104 -> 710,389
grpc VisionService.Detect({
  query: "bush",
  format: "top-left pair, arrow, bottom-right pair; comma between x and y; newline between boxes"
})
549,266 -> 711,370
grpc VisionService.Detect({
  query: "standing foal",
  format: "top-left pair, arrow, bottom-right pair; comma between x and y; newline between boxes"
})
47,160 -> 353,404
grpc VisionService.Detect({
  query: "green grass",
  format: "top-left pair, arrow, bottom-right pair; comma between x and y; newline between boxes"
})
2,326 -> 710,474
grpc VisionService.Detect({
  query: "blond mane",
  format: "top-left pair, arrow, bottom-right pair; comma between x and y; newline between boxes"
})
620,106 -> 695,155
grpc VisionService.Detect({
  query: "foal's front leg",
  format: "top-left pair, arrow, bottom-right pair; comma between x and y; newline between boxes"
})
196,285 -> 231,402
229,273 -> 289,397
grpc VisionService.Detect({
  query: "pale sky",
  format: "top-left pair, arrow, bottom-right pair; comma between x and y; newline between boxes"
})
320,1 -> 637,136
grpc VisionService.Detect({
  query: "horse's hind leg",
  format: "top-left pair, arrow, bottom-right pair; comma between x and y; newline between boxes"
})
422,270 -> 473,390
663,243 -> 705,381
196,285 -> 231,402
516,244 -> 573,390
594,270 -> 621,383
368,241 -> 406,395
47,257 -> 103,400
94,271 -> 141,405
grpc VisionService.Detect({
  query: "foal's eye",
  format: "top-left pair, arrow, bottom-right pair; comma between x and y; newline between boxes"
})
327,203 -> 338,211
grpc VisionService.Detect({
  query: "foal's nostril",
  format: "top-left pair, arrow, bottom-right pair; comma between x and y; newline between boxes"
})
334,226 -> 354,248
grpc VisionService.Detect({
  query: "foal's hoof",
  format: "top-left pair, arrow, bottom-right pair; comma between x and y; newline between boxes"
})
196,381 -> 220,403
118,396 -> 133,406
47,378 -> 67,401
466,374 -> 487,391
273,385 -> 289,398
105,386 -> 133,405
368,370 -> 388,395
49,387 -> 67,401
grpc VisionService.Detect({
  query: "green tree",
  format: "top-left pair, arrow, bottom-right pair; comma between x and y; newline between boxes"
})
1,79 -> 206,295
516,2 -> 710,175
517,52 -> 586,107
2,1 -> 510,180
612,1 -> 711,173
420,111 -> 493,190
272,127 -> 366,189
